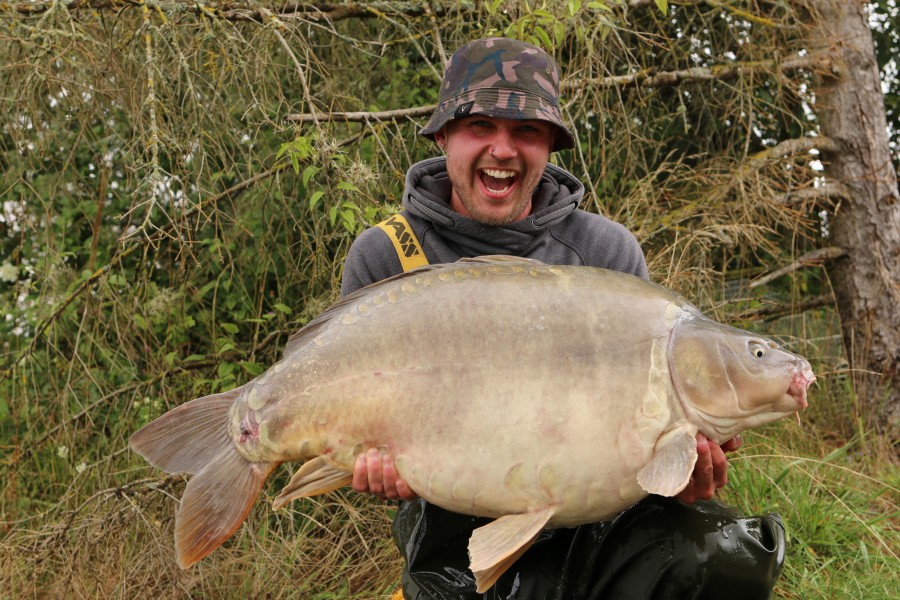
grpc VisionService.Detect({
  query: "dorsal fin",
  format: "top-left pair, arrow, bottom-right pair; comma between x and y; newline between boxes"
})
284,263 -> 445,355
456,255 -> 546,266
284,256 -> 544,356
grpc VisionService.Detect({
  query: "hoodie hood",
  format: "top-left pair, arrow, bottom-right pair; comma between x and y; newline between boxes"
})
403,157 -> 585,256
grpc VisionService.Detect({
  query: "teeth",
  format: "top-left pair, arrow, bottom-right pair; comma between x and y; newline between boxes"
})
483,168 -> 515,179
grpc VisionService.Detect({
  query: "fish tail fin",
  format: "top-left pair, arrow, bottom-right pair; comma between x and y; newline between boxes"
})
129,387 -> 277,568
174,442 -> 277,568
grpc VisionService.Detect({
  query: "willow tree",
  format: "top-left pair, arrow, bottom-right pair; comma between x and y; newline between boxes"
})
1,1 -> 895,598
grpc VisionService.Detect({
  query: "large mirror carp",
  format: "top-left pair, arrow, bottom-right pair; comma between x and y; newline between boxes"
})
130,256 -> 814,592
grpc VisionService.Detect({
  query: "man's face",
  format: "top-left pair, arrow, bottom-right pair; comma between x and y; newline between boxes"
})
435,116 -> 555,226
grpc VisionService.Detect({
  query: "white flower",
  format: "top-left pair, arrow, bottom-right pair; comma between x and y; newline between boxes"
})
57,445 -> 69,459
76,462 -> 87,474
0,262 -> 17,283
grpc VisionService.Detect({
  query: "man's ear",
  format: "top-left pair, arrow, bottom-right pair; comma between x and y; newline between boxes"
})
434,127 -> 447,149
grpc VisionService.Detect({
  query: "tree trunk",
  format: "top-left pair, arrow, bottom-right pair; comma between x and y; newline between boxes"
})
806,0 -> 900,429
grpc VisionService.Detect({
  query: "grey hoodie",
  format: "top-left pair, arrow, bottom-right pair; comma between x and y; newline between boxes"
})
341,157 -> 647,296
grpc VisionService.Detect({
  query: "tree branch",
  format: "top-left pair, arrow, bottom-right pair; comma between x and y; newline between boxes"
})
747,136 -> 842,169
563,54 -> 829,91
774,183 -> 852,207
4,1 -> 455,22
286,104 -> 436,124
748,246 -> 847,289
733,294 -> 834,321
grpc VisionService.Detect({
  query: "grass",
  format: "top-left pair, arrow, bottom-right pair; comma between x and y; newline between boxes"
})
721,373 -> 899,599
1,375 -> 896,599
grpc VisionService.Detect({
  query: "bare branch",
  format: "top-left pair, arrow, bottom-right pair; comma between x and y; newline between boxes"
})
748,136 -> 842,167
286,104 -> 436,124
773,183 -> 852,207
749,247 -> 848,289
733,294 -> 834,321
564,54 -> 829,91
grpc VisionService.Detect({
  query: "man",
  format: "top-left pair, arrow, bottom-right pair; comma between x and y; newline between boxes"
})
341,37 -> 785,599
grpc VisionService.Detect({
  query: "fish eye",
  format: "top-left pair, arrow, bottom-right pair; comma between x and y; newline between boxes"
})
749,342 -> 767,359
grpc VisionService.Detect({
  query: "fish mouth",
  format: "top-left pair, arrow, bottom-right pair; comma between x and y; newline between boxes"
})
787,366 -> 816,409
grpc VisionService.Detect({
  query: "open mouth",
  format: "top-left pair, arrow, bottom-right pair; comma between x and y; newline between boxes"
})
787,366 -> 816,409
479,168 -> 518,194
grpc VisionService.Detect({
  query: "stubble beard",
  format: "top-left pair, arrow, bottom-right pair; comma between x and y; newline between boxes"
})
446,154 -> 544,227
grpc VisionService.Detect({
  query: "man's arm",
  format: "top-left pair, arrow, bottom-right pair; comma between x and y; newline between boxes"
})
341,226 -> 406,297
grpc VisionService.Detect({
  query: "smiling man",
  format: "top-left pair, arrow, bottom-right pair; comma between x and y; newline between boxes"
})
438,116 -> 556,225
340,38 -> 786,600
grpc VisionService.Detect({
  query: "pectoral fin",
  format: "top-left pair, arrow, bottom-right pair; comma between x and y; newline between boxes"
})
272,456 -> 352,510
468,506 -> 555,593
637,425 -> 698,497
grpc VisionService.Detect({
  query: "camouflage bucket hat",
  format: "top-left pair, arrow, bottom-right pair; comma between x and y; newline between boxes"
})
420,37 -> 575,151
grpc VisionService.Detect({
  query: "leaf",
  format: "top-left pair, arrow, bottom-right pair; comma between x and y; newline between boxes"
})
341,209 -> 356,233
588,1 -> 612,11
337,181 -> 359,192
218,361 -> 235,378
533,25 -> 552,50
655,0 -> 668,14
241,361 -> 264,376
133,314 -> 148,329
554,23 -> 566,47
302,166 -> 319,188
309,190 -> 324,210
274,303 -> 292,314
567,0 -> 582,17
221,323 -> 239,334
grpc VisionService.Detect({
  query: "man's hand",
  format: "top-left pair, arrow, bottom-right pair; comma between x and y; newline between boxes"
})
675,433 -> 742,504
352,448 -> 418,501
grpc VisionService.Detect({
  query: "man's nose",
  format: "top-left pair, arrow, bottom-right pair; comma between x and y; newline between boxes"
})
490,129 -> 517,160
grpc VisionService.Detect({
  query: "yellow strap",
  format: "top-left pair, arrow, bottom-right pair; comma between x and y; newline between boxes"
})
390,587 -> 405,600
376,214 -> 429,272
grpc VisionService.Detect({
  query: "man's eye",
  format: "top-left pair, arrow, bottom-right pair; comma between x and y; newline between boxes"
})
519,123 -> 548,135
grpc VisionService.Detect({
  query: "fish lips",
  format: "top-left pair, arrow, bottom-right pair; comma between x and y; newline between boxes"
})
786,366 -> 816,410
